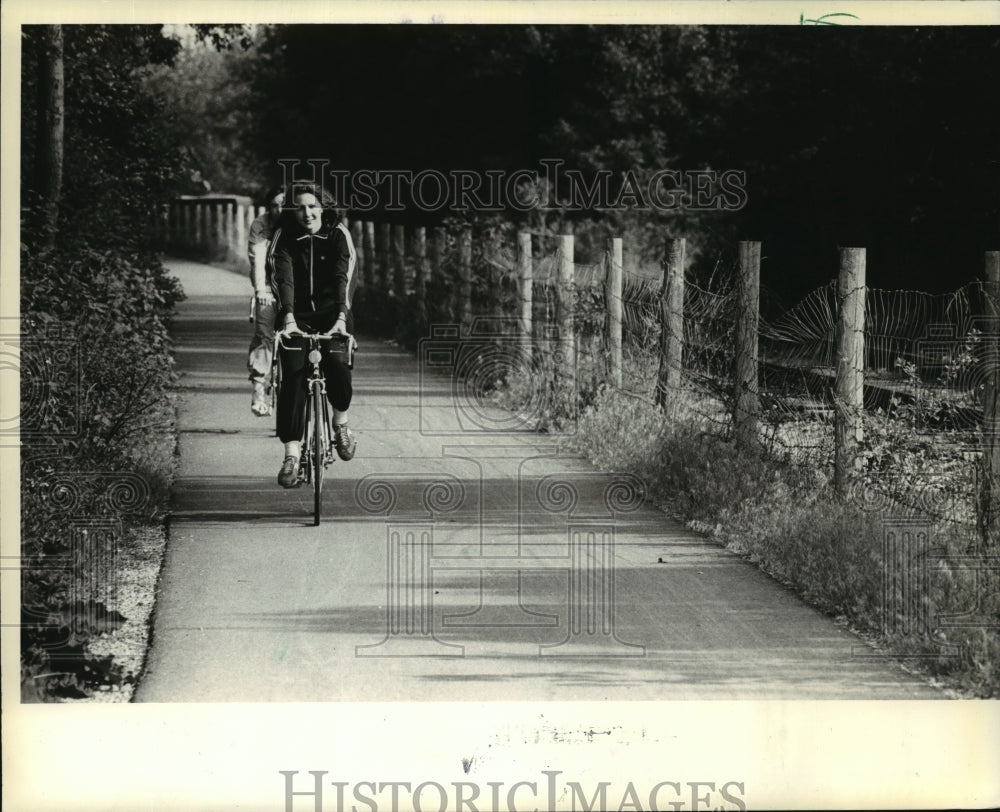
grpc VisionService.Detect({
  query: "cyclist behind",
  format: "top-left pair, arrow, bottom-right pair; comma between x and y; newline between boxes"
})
247,185 -> 286,416
273,183 -> 358,488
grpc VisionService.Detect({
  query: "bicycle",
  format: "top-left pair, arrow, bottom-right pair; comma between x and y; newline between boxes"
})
274,329 -> 356,525
269,340 -> 282,434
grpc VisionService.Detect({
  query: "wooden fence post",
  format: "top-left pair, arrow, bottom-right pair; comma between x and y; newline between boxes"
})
204,203 -> 213,258
378,223 -> 391,292
193,204 -> 202,254
558,234 -> 576,400
230,201 -> 240,258
607,237 -> 624,389
834,246 -> 866,498
208,202 -> 218,259
391,224 -> 407,299
499,236 -> 512,330
167,203 -> 174,247
459,226 -> 473,334
195,202 -> 206,254
734,240 -> 762,449
364,222 -> 376,291
163,202 -> 172,247
235,203 -> 247,262
655,238 -> 685,411
351,221 -> 365,287
215,202 -> 226,260
414,226 -> 428,318
217,202 -> 225,260
979,251 -> 1000,547
179,203 -> 187,253
204,204 -> 215,258
518,232 -> 533,353
223,201 -> 234,260
431,226 -> 448,322
195,202 -> 204,255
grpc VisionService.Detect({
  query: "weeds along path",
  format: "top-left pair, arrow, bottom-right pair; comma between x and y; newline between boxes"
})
134,256 -> 943,701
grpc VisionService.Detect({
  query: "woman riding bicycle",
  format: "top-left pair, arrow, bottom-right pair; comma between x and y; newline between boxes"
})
273,182 -> 358,488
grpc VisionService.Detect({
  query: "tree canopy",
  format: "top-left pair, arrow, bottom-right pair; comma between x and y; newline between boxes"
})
230,24 -> 998,300
23,23 -> 999,299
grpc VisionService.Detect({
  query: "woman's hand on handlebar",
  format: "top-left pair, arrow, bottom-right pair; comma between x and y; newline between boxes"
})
323,312 -> 349,337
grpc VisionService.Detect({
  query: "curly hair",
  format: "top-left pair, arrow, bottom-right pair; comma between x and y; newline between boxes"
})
258,185 -> 286,207
288,182 -> 343,225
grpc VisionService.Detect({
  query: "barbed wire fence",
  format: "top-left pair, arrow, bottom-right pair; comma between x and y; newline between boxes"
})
340,218 -> 1000,547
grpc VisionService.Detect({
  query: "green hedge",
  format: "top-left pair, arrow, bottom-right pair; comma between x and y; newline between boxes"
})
20,246 -> 183,700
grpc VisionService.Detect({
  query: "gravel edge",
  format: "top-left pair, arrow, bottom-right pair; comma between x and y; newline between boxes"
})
61,520 -> 168,703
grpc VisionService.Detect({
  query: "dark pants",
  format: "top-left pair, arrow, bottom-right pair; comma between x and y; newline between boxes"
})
276,338 -> 353,443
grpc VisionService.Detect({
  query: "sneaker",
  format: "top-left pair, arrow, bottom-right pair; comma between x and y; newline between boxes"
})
251,381 -> 270,416
333,423 -> 356,461
277,456 -> 301,488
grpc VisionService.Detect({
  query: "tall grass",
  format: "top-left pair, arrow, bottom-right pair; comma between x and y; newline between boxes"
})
569,385 -> 999,697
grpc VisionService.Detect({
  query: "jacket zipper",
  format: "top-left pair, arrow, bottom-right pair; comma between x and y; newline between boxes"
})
309,237 -> 315,311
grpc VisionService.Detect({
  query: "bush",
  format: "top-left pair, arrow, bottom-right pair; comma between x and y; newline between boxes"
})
20,247 -> 183,700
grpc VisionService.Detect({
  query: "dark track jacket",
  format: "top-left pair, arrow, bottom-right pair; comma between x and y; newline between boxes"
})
273,220 -> 357,330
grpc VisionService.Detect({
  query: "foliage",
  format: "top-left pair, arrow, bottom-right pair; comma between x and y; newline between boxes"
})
851,342 -> 984,529
189,24 -> 255,52
20,601 -> 129,701
21,247 -> 184,468
21,25 -> 190,253
569,385 -> 999,697
20,23 -> 193,699
20,246 -> 184,700
141,31 -> 265,195
245,25 -> 998,298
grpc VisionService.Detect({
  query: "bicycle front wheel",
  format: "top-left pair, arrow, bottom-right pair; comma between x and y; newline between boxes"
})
312,384 -> 325,526
271,351 -> 282,437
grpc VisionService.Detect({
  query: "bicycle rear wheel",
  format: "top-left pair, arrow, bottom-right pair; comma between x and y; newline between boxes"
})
312,384 -> 325,526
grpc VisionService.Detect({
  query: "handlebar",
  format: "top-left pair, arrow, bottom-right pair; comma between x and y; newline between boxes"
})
275,329 -> 358,367
276,328 -> 355,344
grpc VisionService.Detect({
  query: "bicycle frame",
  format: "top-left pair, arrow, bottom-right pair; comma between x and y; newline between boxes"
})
275,329 -> 353,525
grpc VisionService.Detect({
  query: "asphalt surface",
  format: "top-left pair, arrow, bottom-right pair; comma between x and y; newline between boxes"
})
135,257 -> 943,701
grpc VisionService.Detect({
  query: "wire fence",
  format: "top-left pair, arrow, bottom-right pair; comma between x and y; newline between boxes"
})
346,223 -> 997,538
164,205 -> 998,538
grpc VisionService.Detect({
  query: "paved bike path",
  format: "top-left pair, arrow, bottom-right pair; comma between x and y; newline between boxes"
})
135,257 -> 941,701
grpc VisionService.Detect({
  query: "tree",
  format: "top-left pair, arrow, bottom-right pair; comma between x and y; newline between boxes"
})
243,24 -> 998,292
31,25 -> 64,253
21,25 -> 188,253
21,24 -> 253,253
141,31 -> 265,196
